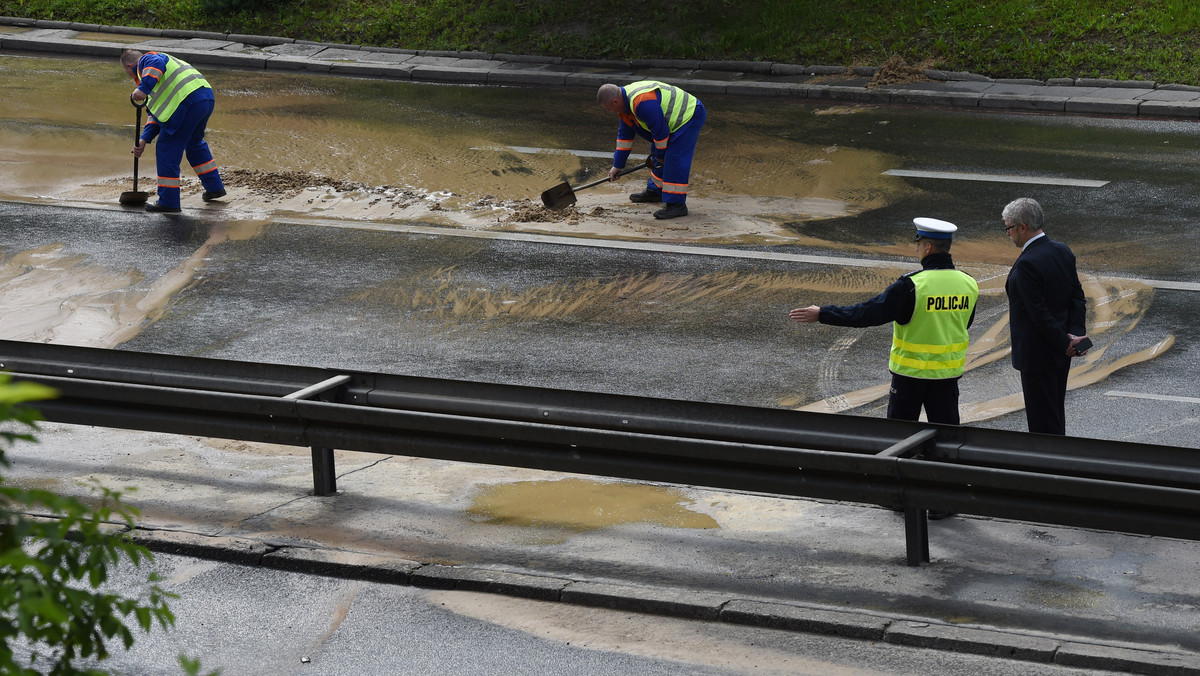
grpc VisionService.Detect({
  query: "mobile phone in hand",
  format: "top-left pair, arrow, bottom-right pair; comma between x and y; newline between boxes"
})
1073,336 -> 1093,354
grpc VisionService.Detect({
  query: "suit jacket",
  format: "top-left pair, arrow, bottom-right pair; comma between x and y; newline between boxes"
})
1005,236 -> 1087,372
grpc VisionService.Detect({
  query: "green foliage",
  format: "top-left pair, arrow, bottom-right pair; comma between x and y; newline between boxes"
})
2,0 -> 1200,83
0,373 -> 177,675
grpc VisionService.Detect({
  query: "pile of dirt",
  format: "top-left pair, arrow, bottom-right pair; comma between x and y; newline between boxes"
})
221,168 -> 425,208
503,200 -> 579,223
869,55 -> 931,88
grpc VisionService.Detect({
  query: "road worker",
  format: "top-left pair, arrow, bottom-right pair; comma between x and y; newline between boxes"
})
121,49 -> 226,213
597,81 -> 706,220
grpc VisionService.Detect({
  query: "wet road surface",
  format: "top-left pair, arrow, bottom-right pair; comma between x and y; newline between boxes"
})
3,49 -> 1200,672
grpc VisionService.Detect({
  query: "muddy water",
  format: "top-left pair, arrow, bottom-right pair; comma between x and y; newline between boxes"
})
467,477 -> 719,534
0,53 -> 909,242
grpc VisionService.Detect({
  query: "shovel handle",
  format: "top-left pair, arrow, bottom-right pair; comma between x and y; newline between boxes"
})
571,155 -> 654,193
132,101 -> 144,193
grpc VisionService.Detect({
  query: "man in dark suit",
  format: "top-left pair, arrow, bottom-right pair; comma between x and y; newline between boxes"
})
1002,198 -> 1089,435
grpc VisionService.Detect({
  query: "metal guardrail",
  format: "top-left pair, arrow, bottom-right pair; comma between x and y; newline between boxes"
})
2,339 -> 1198,567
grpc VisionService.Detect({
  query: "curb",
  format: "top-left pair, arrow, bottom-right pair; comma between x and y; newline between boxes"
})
4,16 -> 1200,119
128,527 -> 1200,675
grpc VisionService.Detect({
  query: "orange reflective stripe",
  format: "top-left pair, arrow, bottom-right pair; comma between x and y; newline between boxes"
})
662,181 -> 688,194
615,139 -> 633,150
630,91 -> 657,109
650,174 -> 664,188
192,160 -> 218,174
157,176 -> 181,188
140,66 -> 163,79
654,137 -> 668,149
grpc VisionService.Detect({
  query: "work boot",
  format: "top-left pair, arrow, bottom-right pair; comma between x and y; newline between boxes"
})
145,202 -> 182,214
202,189 -> 227,202
653,203 -> 688,219
629,189 -> 662,203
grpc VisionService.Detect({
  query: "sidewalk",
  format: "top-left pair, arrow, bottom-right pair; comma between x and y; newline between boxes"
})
5,15 -> 1200,118
4,17 -> 1200,674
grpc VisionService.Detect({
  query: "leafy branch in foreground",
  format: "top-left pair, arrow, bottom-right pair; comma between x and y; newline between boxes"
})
0,372 -> 176,675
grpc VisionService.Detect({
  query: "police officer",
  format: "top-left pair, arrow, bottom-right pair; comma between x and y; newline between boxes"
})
789,217 -> 979,426
121,49 -> 226,213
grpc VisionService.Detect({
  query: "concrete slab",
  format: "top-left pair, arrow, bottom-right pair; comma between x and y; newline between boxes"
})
311,47 -> 363,62
354,51 -> 415,65
263,43 -> 326,58
1137,89 -> 1200,102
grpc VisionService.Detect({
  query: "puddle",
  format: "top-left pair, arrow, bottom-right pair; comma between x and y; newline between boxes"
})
1024,579 -> 1105,611
466,478 -> 719,532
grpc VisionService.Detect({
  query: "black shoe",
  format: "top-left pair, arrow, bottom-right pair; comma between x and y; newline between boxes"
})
202,189 -> 227,202
145,202 -> 182,213
653,203 -> 688,219
927,511 -> 955,521
629,190 -> 662,203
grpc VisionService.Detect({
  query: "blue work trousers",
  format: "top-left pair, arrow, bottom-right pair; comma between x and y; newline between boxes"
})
642,101 -> 706,205
155,96 -> 223,208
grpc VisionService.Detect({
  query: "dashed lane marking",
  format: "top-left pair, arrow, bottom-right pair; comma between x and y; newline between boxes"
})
1105,390 -> 1200,404
883,169 -> 1109,188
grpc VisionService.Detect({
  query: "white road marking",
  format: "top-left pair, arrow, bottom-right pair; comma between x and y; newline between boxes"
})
470,145 -> 612,159
1105,390 -> 1200,404
883,169 -> 1109,188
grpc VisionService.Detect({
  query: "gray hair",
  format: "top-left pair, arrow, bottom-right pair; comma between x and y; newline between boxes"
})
1002,197 -> 1043,231
596,83 -> 621,105
120,48 -> 143,67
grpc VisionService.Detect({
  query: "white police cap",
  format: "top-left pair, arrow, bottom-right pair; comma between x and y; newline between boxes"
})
913,217 -> 957,241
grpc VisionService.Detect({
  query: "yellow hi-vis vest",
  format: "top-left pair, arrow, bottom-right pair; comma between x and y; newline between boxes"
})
889,269 -> 979,379
624,81 -> 697,133
144,54 -> 210,123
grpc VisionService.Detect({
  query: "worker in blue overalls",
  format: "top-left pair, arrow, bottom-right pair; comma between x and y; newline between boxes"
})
121,49 -> 226,213
597,81 -> 706,220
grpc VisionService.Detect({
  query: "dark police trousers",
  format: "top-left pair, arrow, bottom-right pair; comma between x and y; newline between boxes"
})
886,372 -> 960,425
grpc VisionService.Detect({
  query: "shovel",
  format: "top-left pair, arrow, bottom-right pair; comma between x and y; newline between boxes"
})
119,99 -> 150,207
540,155 -> 653,210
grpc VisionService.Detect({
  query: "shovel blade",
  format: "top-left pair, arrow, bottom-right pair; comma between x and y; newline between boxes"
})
119,191 -> 150,206
540,182 -> 577,210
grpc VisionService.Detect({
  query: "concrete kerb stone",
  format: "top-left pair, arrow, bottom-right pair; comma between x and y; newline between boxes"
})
262,546 -> 420,584
720,599 -> 889,641
884,622 -> 1060,661
411,565 -> 571,602
979,94 -> 1069,112
487,69 -> 568,87
1055,642 -> 1200,675
1139,100 -> 1200,119
560,581 -> 730,621
1065,98 -> 1143,115
130,528 -> 272,566
410,65 -> 491,85
329,62 -> 414,80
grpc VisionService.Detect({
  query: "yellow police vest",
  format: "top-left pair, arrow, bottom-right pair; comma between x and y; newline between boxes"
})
889,269 -> 979,379
624,81 -> 697,133
145,54 -> 211,123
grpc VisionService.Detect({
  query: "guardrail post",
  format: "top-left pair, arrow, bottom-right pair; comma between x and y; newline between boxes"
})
904,506 -> 930,566
312,447 -> 337,496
